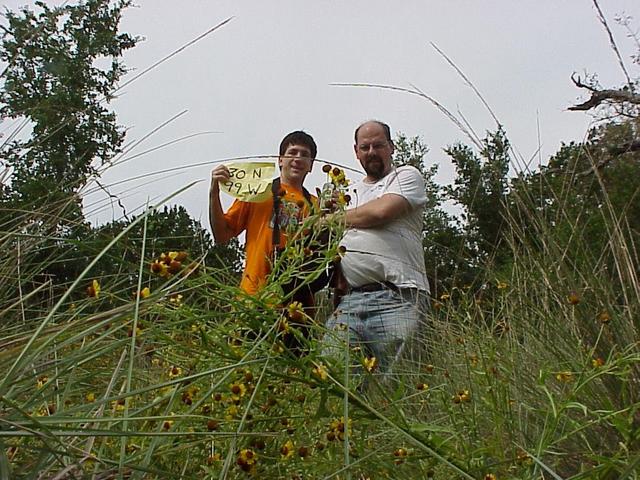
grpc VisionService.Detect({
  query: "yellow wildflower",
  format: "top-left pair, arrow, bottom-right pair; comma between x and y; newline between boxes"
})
278,317 -> 290,333
287,301 -> 305,322
138,287 -> 151,299
36,375 -> 48,389
393,447 -> 408,464
328,417 -> 351,441
567,291 -> 580,305
598,310 -> 611,324
87,279 -> 100,298
311,362 -> 328,381
169,293 -> 183,305
150,260 -> 168,277
162,418 -> 174,430
362,356 -> 378,373
237,449 -> 257,473
111,398 -> 126,411
225,404 -> 239,420
229,382 -> 247,399
452,389 -> 471,404
556,371 -> 573,383
280,439 -> 295,460
168,365 -> 182,378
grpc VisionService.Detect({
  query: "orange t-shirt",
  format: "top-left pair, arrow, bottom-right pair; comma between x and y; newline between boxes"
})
224,183 -> 315,294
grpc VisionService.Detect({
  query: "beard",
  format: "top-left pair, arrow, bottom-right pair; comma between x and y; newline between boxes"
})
362,154 -> 386,180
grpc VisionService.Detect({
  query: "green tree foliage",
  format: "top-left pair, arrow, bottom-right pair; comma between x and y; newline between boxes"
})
0,0 -> 139,303
509,118 -> 640,284
0,0 -> 137,218
445,127 -> 510,269
95,205 -> 243,275
394,133 -> 469,294
48,205 -> 242,296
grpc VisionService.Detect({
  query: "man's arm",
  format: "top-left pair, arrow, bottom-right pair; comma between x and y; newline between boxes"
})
209,165 -> 235,244
343,193 -> 411,229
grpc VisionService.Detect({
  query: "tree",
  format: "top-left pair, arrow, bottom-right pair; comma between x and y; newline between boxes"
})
445,127 -> 511,269
0,0 -> 137,222
509,120 -> 640,273
568,7 -> 639,155
393,132 -> 469,295
0,0 -> 138,296
56,205 -> 244,291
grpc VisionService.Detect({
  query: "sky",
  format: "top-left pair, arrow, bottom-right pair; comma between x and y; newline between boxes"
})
3,1 -> 640,228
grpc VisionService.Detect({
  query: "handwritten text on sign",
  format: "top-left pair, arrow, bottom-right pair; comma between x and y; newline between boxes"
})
220,161 -> 275,202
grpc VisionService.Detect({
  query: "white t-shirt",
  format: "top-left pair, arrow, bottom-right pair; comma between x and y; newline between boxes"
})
340,165 -> 430,292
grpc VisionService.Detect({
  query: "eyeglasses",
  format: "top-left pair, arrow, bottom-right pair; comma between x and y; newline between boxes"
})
357,142 -> 389,153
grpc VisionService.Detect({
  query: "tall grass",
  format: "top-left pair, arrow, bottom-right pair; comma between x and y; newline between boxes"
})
1,150 -> 639,479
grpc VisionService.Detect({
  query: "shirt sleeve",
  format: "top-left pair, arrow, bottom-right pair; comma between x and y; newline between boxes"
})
223,199 -> 250,237
384,166 -> 427,208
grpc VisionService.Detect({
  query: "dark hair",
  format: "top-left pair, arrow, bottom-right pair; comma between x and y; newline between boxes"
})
279,131 -> 317,159
354,120 -> 392,144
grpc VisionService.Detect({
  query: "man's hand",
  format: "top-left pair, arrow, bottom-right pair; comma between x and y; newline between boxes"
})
343,193 -> 410,229
317,210 -> 345,230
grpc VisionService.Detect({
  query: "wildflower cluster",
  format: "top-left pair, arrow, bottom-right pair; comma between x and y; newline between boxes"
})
452,389 -> 471,404
320,165 -> 351,213
326,417 -> 351,442
555,371 -> 573,383
393,447 -> 409,465
236,448 -> 257,473
150,251 -> 189,277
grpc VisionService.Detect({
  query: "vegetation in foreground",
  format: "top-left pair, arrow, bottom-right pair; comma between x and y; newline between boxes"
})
1,147 -> 639,478
1,1 -> 639,478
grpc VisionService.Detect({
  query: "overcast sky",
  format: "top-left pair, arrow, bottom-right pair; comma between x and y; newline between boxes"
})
4,1 -> 640,227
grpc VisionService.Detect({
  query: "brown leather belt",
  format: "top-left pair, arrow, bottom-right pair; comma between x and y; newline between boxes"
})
350,281 -> 398,293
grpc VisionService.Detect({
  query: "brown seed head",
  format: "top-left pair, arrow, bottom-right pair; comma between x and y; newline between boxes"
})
298,446 -> 310,458
567,291 -> 580,305
167,260 -> 182,274
598,310 -> 611,324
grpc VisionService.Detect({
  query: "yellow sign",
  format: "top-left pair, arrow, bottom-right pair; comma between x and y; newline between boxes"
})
219,161 -> 275,202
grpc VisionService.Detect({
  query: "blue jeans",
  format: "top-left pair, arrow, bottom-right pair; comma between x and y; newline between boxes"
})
323,288 -> 429,373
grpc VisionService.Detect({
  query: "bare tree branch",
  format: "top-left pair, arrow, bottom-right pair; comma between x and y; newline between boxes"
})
569,74 -> 640,111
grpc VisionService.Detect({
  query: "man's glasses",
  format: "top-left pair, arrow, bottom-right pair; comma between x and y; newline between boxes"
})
357,142 -> 389,153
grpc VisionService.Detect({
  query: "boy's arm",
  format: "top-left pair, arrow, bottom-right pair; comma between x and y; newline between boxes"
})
209,165 -> 235,244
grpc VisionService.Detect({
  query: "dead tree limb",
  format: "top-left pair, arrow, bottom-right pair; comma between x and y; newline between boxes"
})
569,74 -> 640,111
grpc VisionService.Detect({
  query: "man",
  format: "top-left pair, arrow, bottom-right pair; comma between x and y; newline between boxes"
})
209,130 -> 317,298
326,120 -> 429,372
